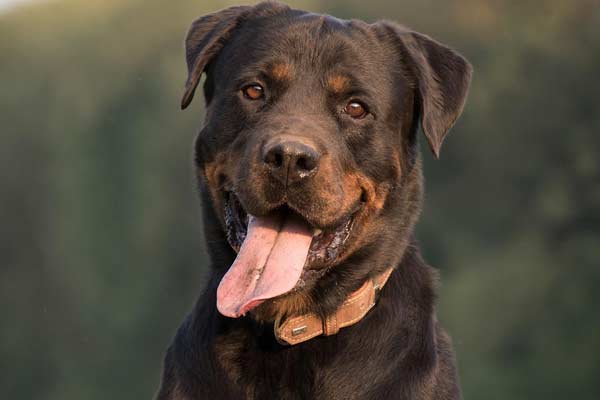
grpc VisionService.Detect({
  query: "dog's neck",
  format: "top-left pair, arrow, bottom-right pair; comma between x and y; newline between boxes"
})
273,266 -> 395,345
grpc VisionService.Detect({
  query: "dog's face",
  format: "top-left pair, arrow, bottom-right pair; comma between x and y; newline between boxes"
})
182,2 -> 471,320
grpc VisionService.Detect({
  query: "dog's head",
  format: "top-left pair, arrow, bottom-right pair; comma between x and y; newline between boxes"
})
182,2 -> 471,320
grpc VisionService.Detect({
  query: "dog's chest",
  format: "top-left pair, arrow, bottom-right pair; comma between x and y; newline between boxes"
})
212,328 -> 398,400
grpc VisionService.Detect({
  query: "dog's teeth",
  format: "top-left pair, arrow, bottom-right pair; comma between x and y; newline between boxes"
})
313,228 -> 322,236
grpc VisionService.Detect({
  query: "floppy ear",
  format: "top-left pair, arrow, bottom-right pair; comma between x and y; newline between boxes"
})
376,22 -> 473,158
181,5 -> 251,109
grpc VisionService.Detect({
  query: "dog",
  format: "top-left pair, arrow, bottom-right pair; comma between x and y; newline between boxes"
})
156,2 -> 472,399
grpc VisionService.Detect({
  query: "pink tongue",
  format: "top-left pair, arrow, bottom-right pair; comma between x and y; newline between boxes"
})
216,213 -> 314,318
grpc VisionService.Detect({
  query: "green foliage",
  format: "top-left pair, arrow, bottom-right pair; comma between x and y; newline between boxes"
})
1,1 -> 598,399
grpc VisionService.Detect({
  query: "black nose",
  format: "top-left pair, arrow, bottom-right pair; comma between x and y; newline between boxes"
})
262,139 -> 320,185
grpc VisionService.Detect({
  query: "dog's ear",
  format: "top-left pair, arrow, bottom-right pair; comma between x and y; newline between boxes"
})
181,5 -> 251,109
375,22 -> 472,158
181,2 -> 290,110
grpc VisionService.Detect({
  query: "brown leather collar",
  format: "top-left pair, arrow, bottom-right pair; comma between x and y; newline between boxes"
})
274,267 -> 395,345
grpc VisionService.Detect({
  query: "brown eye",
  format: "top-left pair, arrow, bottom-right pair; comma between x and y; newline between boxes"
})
242,84 -> 264,100
344,101 -> 367,119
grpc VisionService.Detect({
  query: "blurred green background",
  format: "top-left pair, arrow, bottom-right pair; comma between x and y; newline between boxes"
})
1,0 -> 599,399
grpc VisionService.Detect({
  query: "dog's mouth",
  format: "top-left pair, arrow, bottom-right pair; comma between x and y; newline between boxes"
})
225,193 -> 354,265
217,192 -> 356,318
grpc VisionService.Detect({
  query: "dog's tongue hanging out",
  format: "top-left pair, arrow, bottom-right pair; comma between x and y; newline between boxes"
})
216,213 -> 313,318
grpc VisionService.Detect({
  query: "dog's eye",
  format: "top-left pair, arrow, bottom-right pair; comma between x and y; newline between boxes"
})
242,84 -> 264,100
344,101 -> 368,119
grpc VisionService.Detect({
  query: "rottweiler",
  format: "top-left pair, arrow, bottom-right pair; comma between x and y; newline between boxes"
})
156,2 -> 472,399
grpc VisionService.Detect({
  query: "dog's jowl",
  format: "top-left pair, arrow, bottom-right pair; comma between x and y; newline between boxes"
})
156,2 -> 472,399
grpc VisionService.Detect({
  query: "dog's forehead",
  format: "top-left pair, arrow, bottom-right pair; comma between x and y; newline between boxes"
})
217,12 -> 386,83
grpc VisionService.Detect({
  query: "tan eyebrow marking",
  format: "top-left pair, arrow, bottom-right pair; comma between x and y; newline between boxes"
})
327,75 -> 351,93
271,63 -> 293,81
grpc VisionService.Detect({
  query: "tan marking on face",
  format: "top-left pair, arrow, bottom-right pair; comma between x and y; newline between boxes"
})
327,171 -> 393,263
347,172 -> 390,212
271,63 -> 293,81
201,152 -> 231,227
327,74 -> 350,93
